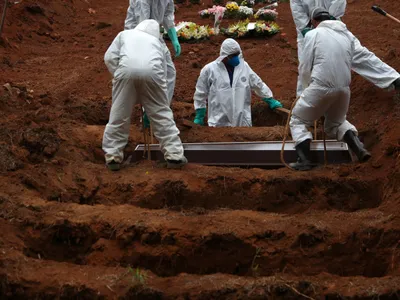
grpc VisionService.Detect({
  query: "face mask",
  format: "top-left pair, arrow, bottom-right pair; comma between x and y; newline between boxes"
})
227,55 -> 240,67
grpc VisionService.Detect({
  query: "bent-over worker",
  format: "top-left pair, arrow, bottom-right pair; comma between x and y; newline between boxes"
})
289,8 -> 371,171
102,20 -> 187,171
290,0 -> 400,97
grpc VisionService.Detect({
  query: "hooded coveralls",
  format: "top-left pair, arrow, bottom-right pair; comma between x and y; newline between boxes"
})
102,20 -> 184,164
290,0 -> 400,96
290,21 -> 358,144
193,39 -> 273,127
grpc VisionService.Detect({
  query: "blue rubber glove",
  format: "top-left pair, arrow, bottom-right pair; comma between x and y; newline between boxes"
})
301,27 -> 313,37
262,98 -> 283,110
193,108 -> 206,126
167,27 -> 181,57
143,111 -> 150,129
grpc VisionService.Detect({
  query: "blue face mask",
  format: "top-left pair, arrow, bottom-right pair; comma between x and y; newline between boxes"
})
227,55 -> 240,67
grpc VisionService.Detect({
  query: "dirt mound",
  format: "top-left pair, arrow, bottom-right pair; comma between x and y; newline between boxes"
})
0,0 -> 399,298
0,143 -> 23,172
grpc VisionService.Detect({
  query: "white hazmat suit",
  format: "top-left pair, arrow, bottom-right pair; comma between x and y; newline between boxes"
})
193,39 -> 273,127
290,0 -> 400,96
124,0 -> 177,103
102,19 -> 184,164
290,20 -> 357,145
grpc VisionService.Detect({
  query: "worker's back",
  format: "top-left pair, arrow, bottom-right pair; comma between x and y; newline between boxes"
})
300,0 -> 346,18
308,21 -> 354,88
124,0 -> 175,31
114,20 -> 165,81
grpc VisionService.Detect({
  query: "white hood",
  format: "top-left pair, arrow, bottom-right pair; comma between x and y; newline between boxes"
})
217,38 -> 242,62
134,19 -> 160,39
317,20 -> 348,32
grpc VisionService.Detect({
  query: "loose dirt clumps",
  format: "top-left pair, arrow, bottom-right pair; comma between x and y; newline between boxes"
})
0,0 -> 400,298
0,143 -> 23,172
21,127 -> 61,162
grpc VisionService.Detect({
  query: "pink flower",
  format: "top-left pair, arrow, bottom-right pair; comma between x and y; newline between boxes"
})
208,5 -> 226,14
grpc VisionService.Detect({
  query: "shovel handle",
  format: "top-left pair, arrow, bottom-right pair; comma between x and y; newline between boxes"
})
387,14 -> 400,25
275,107 -> 290,114
182,119 -> 200,128
371,6 -> 387,16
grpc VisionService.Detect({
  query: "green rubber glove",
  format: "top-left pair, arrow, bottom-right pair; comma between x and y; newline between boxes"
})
193,108 -> 206,126
301,26 -> 313,37
262,97 -> 283,110
143,111 -> 150,129
167,27 -> 181,57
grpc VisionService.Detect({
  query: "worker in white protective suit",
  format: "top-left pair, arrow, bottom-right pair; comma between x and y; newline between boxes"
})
289,8 -> 371,171
124,0 -> 180,110
290,0 -> 400,97
192,38 -> 283,127
102,19 -> 187,171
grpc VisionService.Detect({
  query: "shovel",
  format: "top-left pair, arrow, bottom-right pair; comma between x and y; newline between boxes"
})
182,119 -> 200,128
275,107 -> 290,115
372,6 -> 400,25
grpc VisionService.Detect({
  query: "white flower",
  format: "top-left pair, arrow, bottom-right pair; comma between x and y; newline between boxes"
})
238,6 -> 253,15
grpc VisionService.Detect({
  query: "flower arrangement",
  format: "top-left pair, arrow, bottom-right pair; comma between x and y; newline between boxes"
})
225,2 -> 239,12
199,5 -> 226,18
209,5 -> 227,15
225,2 -> 253,19
222,19 -> 280,38
211,6 -> 226,34
254,21 -> 280,36
223,19 -> 249,37
225,1 -> 238,19
166,22 -> 214,42
237,5 -> 253,19
199,9 -> 211,18
254,8 -> 278,21
240,0 -> 255,7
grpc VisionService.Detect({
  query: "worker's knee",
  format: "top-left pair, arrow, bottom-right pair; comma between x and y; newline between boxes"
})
290,113 -> 313,128
337,122 -> 357,141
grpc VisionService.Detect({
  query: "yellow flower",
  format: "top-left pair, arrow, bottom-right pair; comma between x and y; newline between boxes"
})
226,2 -> 239,11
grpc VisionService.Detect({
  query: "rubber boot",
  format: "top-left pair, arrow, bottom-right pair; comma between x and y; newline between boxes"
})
289,139 -> 314,171
107,160 -> 121,171
167,156 -> 188,169
343,130 -> 371,162
393,78 -> 400,91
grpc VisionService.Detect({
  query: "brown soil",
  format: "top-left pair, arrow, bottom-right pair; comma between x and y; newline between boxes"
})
1,0 -> 400,299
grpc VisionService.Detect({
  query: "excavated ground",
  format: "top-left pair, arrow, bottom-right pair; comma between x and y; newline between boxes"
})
0,0 -> 400,299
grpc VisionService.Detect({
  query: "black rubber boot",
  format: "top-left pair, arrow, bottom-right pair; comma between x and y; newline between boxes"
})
343,130 -> 371,162
166,156 -> 188,169
289,139 -> 314,171
107,160 -> 121,171
393,77 -> 400,91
